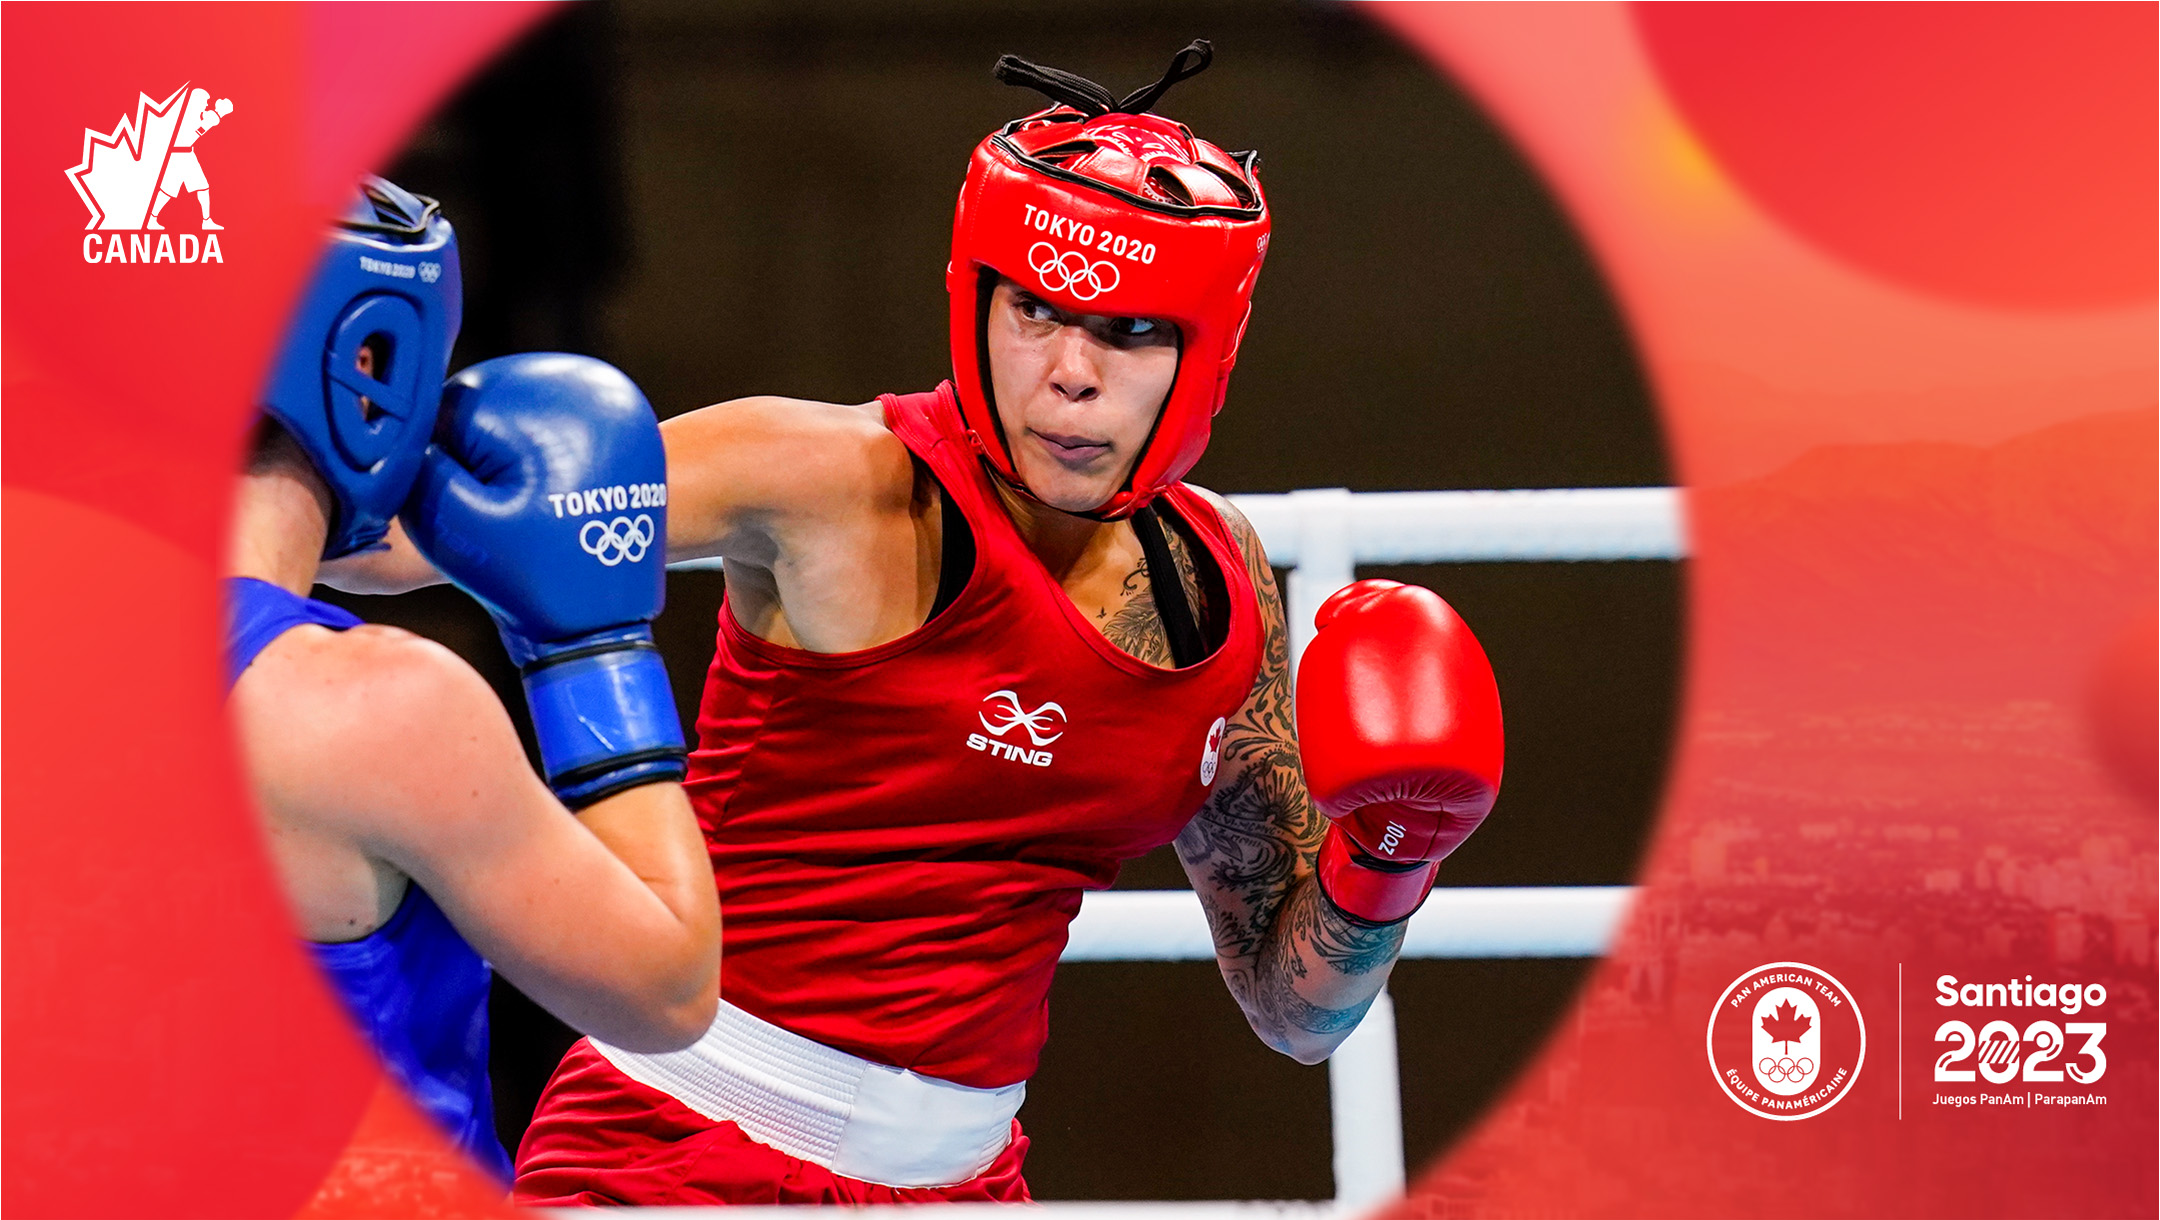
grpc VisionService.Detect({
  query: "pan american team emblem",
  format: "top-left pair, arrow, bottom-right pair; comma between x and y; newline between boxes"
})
1707,961 -> 1865,1120
66,83 -> 233,264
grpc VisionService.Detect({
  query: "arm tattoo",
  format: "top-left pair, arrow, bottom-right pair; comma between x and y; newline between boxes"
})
1253,968 -> 1375,1040
1217,508 -> 1299,769
1176,766 -> 1304,960
1206,501 -> 1322,863
1242,886 -> 1391,1040
1279,871 -> 1407,977
1177,492 -> 1407,1051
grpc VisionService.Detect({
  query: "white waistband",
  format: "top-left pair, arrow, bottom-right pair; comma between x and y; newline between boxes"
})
589,999 -> 1024,1189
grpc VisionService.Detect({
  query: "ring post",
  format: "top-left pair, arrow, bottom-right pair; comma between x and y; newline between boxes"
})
1329,987 -> 1406,1211
1285,487 -> 1355,668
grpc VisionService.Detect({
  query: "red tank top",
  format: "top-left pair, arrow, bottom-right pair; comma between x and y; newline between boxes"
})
685,383 -> 1262,1088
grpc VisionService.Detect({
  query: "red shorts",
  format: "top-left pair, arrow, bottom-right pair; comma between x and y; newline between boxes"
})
511,1040 -> 1033,1206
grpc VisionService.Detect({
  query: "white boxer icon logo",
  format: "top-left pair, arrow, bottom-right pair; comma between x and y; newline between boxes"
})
979,690 -> 1067,746
579,514 -> 655,566
67,83 -> 233,232
1027,241 -> 1120,301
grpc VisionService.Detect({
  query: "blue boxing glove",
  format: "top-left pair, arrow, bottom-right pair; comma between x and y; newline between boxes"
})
403,353 -> 686,807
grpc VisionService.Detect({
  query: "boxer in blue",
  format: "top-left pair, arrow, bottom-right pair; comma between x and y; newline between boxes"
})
224,177 -> 720,1179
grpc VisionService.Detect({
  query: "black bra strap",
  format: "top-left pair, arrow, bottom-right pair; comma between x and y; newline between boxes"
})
927,478 -> 974,622
1132,505 -> 1204,668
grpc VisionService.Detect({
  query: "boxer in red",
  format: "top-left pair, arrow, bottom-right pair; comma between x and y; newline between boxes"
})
351,43 -> 1504,1204
504,43 -> 1505,1204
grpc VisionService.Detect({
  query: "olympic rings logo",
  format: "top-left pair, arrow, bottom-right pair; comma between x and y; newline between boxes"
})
1758,1057 -> 1815,1084
579,514 -> 655,566
1027,241 -> 1121,301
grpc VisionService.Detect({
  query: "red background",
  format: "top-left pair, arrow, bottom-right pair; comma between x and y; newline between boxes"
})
4,3 -> 2152,1216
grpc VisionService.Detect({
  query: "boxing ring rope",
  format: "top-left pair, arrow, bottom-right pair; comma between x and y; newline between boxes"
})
660,487 -> 1683,1213
1227,487 -> 1688,666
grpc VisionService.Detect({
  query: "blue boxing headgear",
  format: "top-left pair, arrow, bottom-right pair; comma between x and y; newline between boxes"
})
261,176 -> 462,559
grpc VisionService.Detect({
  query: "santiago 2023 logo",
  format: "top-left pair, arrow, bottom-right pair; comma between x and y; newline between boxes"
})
1707,961 -> 1866,1120
66,82 -> 233,264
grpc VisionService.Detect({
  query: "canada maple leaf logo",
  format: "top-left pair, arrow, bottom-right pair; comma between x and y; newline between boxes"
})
1760,998 -> 1812,1051
66,84 -> 189,230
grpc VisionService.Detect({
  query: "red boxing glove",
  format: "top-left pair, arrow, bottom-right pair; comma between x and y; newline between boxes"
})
1297,580 -> 1504,925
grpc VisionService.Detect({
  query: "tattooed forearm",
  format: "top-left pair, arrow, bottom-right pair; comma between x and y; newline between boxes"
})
1230,885 -> 1393,1047
1218,881 -> 1398,1058
1253,966 -> 1375,1041
1179,490 -> 1410,1060
1177,764 -> 1307,873
1280,874 -> 1406,977
1176,767 -> 1305,959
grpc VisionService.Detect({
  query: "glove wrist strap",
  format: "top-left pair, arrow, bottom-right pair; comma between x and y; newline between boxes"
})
521,629 -> 688,809
1315,827 -> 1439,926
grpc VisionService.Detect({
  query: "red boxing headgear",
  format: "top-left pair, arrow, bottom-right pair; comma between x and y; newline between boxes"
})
947,42 -> 1271,520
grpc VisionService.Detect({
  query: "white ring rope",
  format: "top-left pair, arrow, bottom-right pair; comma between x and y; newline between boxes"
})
666,486 -> 1689,573
1062,886 -> 1635,963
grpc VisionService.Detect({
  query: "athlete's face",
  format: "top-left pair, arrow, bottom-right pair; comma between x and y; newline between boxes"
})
985,279 -> 1178,515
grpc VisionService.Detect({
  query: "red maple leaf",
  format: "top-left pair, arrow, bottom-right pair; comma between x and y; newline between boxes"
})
1761,999 -> 1812,1051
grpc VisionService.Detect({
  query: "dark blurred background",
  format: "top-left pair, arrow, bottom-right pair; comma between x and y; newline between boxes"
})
329,0 -> 1681,1199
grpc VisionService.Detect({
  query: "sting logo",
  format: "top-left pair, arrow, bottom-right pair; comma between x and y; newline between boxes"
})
967,689 -> 1067,767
